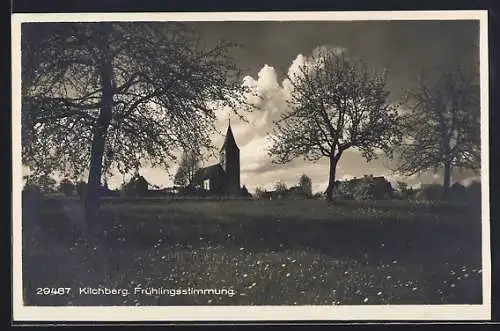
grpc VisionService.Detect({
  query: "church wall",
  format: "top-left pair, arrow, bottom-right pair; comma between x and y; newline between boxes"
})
208,174 -> 226,195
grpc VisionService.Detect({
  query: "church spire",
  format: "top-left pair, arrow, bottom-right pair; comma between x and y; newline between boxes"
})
220,118 -> 238,152
219,115 -> 240,195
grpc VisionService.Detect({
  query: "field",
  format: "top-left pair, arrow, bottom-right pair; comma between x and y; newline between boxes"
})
21,197 -> 483,306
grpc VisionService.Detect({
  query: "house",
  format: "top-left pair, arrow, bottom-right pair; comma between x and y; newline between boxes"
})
122,173 -> 150,197
287,186 -> 309,199
256,186 -> 307,200
148,186 -> 180,197
259,190 -> 283,200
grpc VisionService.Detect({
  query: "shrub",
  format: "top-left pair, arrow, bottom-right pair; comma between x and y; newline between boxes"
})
58,178 -> 75,197
76,181 -> 87,199
466,181 -> 481,204
450,182 -> 467,201
298,174 -> 313,198
415,184 -> 442,201
22,183 -> 42,197
312,192 -> 324,199
395,181 -> 417,200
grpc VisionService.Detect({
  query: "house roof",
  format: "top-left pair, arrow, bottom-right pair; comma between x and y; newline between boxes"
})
288,186 -> 306,193
348,176 -> 387,183
193,164 -> 224,182
220,124 -> 239,151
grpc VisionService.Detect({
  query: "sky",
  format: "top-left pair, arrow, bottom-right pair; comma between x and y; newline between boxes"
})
22,20 -> 481,193
126,20 -> 481,194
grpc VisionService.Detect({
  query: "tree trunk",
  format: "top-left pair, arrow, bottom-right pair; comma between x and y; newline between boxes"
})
84,24 -> 114,223
324,156 -> 338,201
442,160 -> 451,200
84,119 -> 111,222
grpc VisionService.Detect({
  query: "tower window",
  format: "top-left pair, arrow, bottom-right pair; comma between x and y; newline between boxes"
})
220,151 -> 225,169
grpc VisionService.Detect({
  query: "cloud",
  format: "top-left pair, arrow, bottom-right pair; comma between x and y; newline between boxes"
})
283,45 -> 347,95
206,46 -> 410,192
282,54 -> 306,97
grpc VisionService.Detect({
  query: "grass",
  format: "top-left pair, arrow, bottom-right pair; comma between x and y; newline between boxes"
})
21,197 -> 483,306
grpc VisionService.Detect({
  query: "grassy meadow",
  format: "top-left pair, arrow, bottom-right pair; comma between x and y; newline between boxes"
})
21,197 -> 483,306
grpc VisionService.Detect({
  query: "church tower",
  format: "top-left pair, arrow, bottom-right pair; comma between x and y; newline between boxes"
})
219,121 -> 240,195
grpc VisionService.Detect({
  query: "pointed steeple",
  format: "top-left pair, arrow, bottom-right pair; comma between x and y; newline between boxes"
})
220,119 -> 238,151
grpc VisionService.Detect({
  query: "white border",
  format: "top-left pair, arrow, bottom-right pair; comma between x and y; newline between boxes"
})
11,10 -> 490,322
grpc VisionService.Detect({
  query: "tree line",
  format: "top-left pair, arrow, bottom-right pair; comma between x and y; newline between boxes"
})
254,174 -> 313,200
24,171 -> 479,205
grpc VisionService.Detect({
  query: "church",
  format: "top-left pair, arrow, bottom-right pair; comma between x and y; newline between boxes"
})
190,122 -> 242,196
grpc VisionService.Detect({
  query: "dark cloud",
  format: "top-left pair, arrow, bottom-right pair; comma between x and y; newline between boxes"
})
186,20 -> 479,100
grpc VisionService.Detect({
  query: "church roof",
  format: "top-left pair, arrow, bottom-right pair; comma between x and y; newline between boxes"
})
193,164 -> 224,182
220,124 -> 239,151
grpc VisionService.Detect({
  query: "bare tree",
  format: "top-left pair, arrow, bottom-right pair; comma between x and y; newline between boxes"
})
268,48 -> 401,201
275,181 -> 288,195
173,148 -> 201,187
392,67 -> 480,199
58,178 -> 76,197
254,186 -> 265,199
21,22 -> 249,222
23,173 -> 57,194
298,174 -> 312,197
